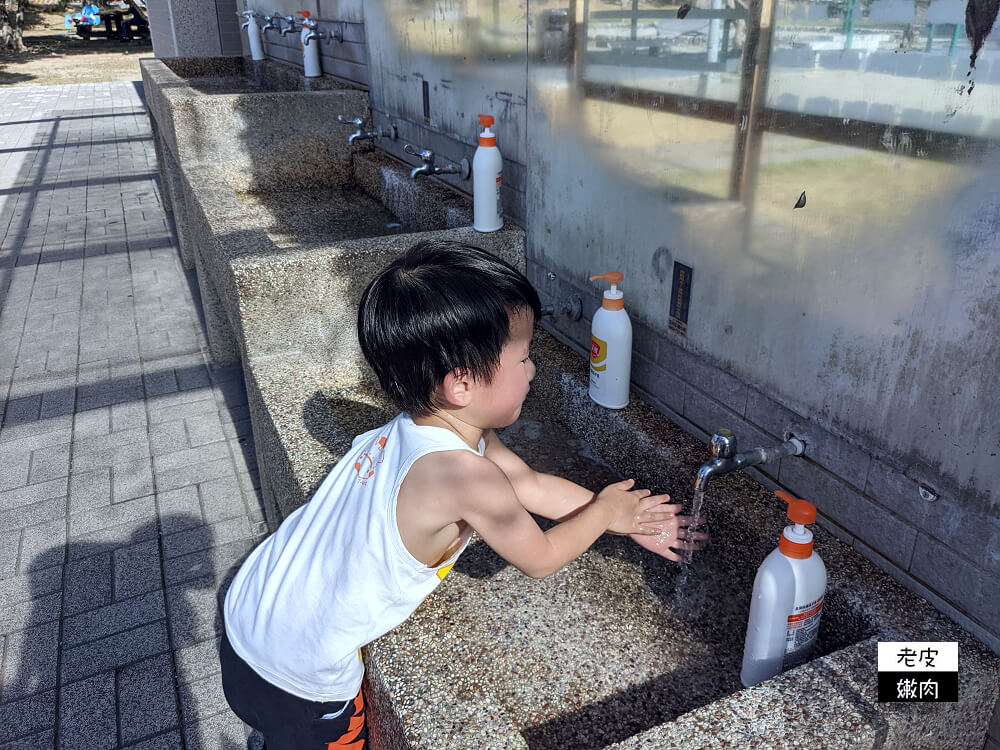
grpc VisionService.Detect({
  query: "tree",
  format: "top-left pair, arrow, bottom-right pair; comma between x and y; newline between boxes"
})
1,0 -> 26,53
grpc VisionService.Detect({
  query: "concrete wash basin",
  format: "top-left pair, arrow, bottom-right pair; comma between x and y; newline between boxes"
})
181,147 -> 474,368
161,55 -> 348,94
220,150 -> 474,250
140,56 -> 474,368
141,55 -> 374,274
229,241 -> 999,750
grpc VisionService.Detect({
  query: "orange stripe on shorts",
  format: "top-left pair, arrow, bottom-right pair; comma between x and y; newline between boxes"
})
325,691 -> 366,749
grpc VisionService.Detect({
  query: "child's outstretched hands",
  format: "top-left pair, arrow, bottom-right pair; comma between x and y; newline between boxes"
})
596,478 -> 675,535
628,502 -> 707,562
595,478 -> 708,562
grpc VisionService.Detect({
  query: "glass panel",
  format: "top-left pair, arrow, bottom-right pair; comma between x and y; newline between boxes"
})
767,0 -> 1000,138
580,0 -> 748,100
524,0 -> 1000,491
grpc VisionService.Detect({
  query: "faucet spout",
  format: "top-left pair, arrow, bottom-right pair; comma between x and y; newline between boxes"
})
695,457 -> 733,493
404,144 -> 471,180
694,432 -> 805,492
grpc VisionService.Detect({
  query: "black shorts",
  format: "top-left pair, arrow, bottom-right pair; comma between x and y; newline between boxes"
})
220,631 -> 368,750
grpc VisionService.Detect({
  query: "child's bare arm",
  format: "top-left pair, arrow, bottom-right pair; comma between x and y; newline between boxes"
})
441,450 -> 656,578
483,430 -> 673,532
483,430 -> 708,560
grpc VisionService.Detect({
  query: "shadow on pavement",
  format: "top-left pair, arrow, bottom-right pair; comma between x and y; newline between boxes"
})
2,512 -> 262,748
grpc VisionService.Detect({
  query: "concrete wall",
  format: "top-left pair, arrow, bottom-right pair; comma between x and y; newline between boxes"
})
147,0 -> 177,57
362,0 -> 529,224
233,0 -> 369,87
149,0 -> 241,57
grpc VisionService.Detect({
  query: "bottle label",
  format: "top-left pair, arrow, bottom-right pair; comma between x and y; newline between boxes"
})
784,594 -> 823,665
590,334 -> 607,372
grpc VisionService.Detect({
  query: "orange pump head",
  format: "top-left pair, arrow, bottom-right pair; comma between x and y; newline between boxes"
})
776,489 -> 816,525
776,490 -> 816,559
589,271 -> 625,310
297,10 -> 310,18
477,114 -> 496,146
590,271 -> 623,285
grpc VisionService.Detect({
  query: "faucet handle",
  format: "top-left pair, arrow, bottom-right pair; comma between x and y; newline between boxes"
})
710,430 -> 735,458
337,115 -> 364,126
404,144 -> 434,162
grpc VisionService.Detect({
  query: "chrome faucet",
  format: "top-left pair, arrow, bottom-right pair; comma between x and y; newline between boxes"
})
280,15 -> 298,35
694,430 -> 806,492
260,15 -> 278,33
337,116 -> 397,143
237,10 -> 258,30
300,17 -> 325,45
404,144 -> 471,180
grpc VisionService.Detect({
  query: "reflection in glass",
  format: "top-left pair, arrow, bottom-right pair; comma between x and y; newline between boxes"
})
768,0 -> 1000,137
578,0 -> 748,100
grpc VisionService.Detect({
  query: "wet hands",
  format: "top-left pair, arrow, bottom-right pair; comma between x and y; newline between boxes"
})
598,478 -> 674,535
595,479 -> 708,562
629,508 -> 708,563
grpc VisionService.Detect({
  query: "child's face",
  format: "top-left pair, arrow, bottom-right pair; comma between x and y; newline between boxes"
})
474,308 -> 535,428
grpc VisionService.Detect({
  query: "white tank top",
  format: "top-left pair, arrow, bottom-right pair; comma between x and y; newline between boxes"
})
224,413 -> 483,701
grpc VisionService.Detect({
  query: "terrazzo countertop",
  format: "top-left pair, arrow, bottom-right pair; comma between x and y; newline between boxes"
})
238,322 -> 999,749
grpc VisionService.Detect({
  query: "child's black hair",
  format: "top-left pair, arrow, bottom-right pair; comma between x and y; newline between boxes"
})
358,239 -> 541,415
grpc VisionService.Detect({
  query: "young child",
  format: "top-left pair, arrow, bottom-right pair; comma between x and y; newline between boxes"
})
220,239 -> 707,749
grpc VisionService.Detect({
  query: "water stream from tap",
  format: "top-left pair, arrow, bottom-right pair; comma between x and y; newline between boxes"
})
670,488 -> 707,618
683,488 -> 705,565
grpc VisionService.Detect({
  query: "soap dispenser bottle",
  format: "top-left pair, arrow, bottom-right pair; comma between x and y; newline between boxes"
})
238,11 -> 265,61
588,271 -> 632,409
740,490 -> 827,687
298,12 -> 322,78
473,114 -> 503,232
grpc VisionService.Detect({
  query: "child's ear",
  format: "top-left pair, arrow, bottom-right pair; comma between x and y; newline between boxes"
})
440,368 -> 474,408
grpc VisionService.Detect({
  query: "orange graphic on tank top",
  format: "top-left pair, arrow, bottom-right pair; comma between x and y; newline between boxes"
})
354,437 -> 387,485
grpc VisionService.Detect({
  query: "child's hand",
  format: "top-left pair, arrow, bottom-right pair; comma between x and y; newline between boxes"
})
628,511 -> 708,562
596,479 -> 672,535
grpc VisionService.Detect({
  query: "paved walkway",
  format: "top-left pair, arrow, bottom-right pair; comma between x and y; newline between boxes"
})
0,82 -> 264,749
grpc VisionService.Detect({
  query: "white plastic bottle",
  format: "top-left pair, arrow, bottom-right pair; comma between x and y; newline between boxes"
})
473,114 -> 503,232
240,12 -> 265,61
299,12 -> 322,78
588,271 -> 632,409
741,491 -> 827,687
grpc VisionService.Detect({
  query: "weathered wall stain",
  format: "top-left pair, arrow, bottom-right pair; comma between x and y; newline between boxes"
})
651,246 -> 673,283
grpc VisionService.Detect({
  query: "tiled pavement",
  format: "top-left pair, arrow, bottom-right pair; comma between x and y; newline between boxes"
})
0,83 -> 266,749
